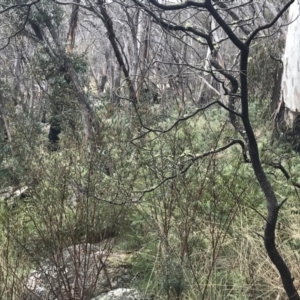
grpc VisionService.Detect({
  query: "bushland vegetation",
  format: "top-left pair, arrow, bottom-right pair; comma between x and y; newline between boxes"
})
0,1 -> 299,299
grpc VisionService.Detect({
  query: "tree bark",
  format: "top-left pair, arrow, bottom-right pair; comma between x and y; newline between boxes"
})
66,0 -> 80,54
280,1 -> 300,126
273,1 -> 300,151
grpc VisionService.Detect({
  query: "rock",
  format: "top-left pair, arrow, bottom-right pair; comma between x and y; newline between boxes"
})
0,185 -> 28,207
91,288 -> 150,300
25,242 -> 134,300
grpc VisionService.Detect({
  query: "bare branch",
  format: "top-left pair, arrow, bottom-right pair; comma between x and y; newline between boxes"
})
278,198 -> 288,210
212,0 -> 252,35
147,0 -> 205,11
131,100 -> 242,142
0,6 -> 32,50
0,0 -> 40,14
268,162 -> 300,189
205,1 -> 247,51
246,0 -> 295,45
52,0 -> 93,10
132,0 -> 214,50
133,139 -> 249,196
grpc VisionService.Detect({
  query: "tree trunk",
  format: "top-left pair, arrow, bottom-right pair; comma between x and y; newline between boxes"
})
276,1 -> 300,150
66,0 -> 80,54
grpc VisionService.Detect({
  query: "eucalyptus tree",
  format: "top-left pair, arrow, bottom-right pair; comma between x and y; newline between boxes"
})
272,1 -> 300,152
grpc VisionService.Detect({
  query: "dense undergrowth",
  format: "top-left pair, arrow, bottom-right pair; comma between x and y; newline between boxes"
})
0,94 -> 300,300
